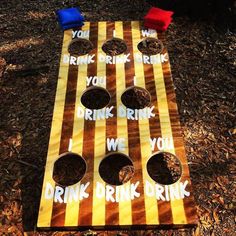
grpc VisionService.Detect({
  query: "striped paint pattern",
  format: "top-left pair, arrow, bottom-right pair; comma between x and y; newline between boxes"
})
37,21 -> 198,229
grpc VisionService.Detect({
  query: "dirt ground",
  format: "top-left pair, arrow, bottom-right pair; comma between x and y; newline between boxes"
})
0,1 -> 235,235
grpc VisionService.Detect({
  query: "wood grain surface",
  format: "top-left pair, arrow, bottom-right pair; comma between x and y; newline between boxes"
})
37,21 -> 198,230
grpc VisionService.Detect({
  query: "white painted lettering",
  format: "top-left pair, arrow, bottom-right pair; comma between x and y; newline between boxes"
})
72,31 -> 77,38
85,109 -> 93,120
106,185 -> 115,202
64,186 -> 69,203
68,185 -> 80,203
63,55 -> 70,63
54,186 -> 64,203
86,76 -> 93,86
105,55 -> 112,64
130,181 -> 140,199
79,182 -> 90,200
107,138 -> 125,151
143,55 -> 150,64
118,106 -> 126,117
105,106 -> 114,118
161,53 -> 168,62
149,138 -> 156,151
155,184 -> 165,201
119,185 -> 130,201
180,180 -> 190,198
145,180 -> 155,197
77,107 -> 84,118
96,182 -> 105,198
169,184 -> 181,200
127,108 -> 134,120
45,182 -> 54,199
70,56 -> 77,65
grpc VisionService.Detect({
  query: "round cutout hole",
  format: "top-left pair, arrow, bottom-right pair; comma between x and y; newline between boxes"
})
102,38 -> 127,56
121,86 -> 151,109
137,38 -> 164,55
99,153 -> 134,186
53,152 -> 86,186
68,38 -> 93,56
147,152 -> 182,185
81,86 -> 111,109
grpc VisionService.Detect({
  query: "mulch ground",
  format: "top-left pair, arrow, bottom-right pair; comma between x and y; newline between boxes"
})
0,1 -> 235,235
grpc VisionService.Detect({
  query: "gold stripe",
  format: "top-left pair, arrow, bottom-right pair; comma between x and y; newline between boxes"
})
37,29 -> 72,228
131,21 -> 159,225
115,21 -> 132,226
154,33 -> 187,225
64,23 -> 90,226
92,21 -> 106,226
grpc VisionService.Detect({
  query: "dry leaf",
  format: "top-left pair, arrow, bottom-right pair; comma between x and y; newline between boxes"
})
213,208 -> 220,224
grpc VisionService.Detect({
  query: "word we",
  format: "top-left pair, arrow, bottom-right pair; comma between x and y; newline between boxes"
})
107,138 -> 125,151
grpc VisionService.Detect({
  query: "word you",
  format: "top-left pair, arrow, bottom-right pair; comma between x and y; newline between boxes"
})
76,105 -> 155,120
44,180 -> 190,203
72,30 -> 89,38
86,76 -> 106,86
149,137 -> 174,151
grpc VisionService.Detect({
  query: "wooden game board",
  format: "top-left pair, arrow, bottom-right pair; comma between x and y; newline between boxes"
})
37,21 -> 198,230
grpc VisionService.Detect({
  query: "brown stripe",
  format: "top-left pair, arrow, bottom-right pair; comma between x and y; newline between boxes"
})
123,21 -> 135,88
124,21 -> 146,225
127,119 -> 146,225
51,33 -> 79,227
105,22 -> 119,226
79,22 -> 98,226
143,61 -> 174,225
159,33 -> 198,225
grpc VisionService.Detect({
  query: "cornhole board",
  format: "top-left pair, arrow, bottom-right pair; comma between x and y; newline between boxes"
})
37,21 -> 198,230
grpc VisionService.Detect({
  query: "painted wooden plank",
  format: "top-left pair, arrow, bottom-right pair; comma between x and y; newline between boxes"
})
37,29 -> 72,228
153,33 -> 187,224
37,21 -> 198,230
131,21 -> 159,225
92,21 -> 106,227
64,22 -> 90,227
115,21 -> 132,226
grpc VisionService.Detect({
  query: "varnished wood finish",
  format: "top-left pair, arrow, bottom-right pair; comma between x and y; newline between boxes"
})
105,22 -> 119,226
79,22 -> 98,227
37,21 -> 198,230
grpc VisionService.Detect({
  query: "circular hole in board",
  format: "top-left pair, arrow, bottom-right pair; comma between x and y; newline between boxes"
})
53,152 -> 87,187
68,38 -> 93,56
147,152 -> 182,185
121,86 -> 151,109
137,37 -> 164,55
99,152 -> 135,186
102,37 -> 127,56
81,86 -> 111,110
